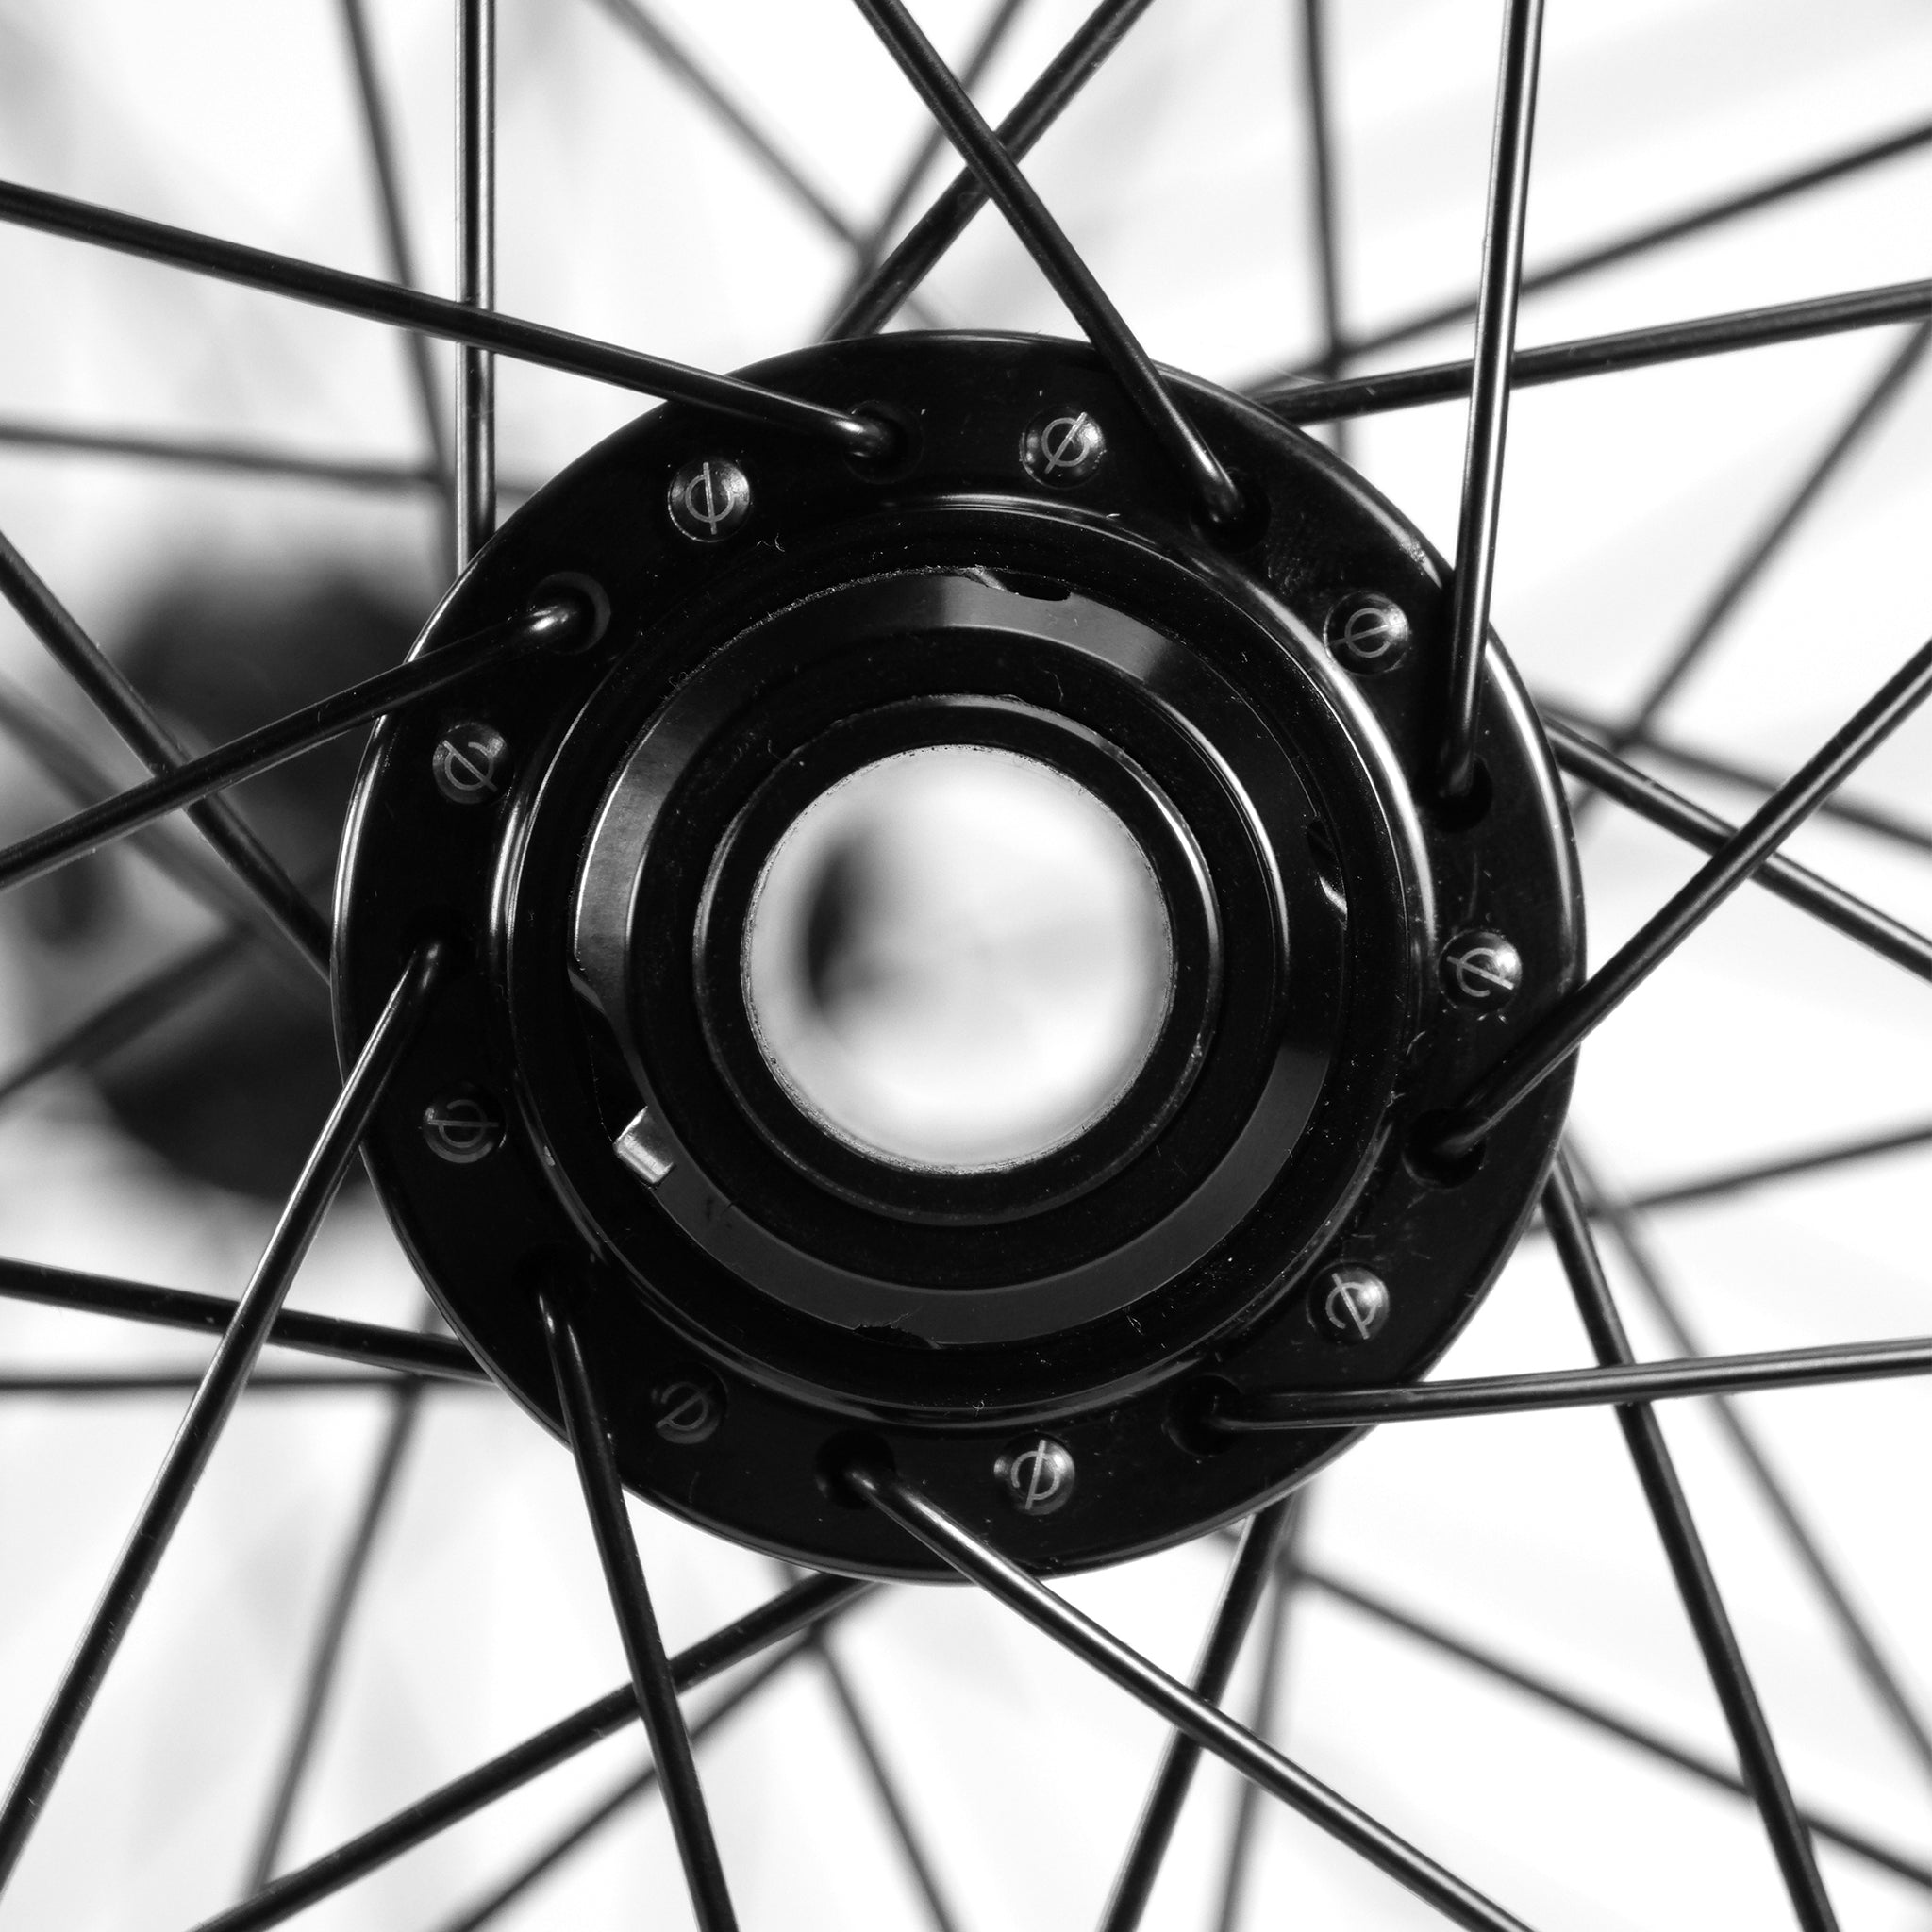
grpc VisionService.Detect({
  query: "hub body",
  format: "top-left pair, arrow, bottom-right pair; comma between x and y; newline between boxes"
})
336,333 -> 1581,1577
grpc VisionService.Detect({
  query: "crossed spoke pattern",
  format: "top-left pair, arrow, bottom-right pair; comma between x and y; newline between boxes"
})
0,941 -> 444,1890
0,4 -> 1930,1929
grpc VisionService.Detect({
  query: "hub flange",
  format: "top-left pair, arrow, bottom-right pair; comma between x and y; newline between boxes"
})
335,332 -> 1581,1578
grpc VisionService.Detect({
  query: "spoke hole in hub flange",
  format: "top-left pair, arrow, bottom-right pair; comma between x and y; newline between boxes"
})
1426,757 -> 1494,834
843,399 -> 922,481
816,1431 -> 895,1507
742,746 -> 1175,1174
1197,466 -> 1272,552
1405,1110 -> 1489,1187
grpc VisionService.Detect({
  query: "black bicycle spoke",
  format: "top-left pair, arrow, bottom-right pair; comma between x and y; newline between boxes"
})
1623,1117 -> 1932,1215
1430,629 -> 1932,1162
0,925 -> 251,1112
243,1380 -> 426,1891
0,591 -> 583,901
830,0 -> 1159,340
429,1641 -> 812,1932
1274,114 -> 1932,372
1306,1567 -> 1932,1895
815,1634 -> 960,1932
0,1255 -> 485,1383
0,941 -> 442,1897
1567,1145 -> 1932,1794
1545,718 -> 1932,985
1542,699 -> 1932,859
819,0 -> 1030,336
1438,0 -> 1543,800
0,677 -> 327,985
1543,1156 -> 1840,1932
1214,1331 -> 1932,1428
1098,1498 -> 1296,1932
0,1370 -> 429,1396
1295,0 -> 1347,460
1254,276 -> 1932,424
1607,321 -> 1932,753
0,525 -> 331,973
183,1573 -> 868,1932
847,1463 -> 1537,1932
0,176 -> 889,456
338,0 -> 454,541
1212,1507 -> 1307,1932
849,0 -> 1240,523
457,0 -> 495,565
544,1293 -> 740,1932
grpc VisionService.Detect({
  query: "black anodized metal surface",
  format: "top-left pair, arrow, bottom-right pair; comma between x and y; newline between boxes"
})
334,331 -> 1581,1578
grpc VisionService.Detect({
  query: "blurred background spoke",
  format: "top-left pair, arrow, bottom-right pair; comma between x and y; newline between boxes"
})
1545,1156 -> 1840,1932
813,1631 -> 963,1932
183,1574 -> 868,1932
1598,321 -> 1932,764
1569,1142 -> 1932,1796
426,1641 -> 814,1932
1302,1568 -> 1932,1896
1292,0 -> 1347,460
1212,1505 -> 1308,1932
1098,1498 -> 1299,1932
818,0 -> 1032,336
0,525 -> 330,971
0,941 -> 437,1894
334,0 -> 454,558
1618,1116 -> 1932,1215
587,0 -> 950,329
242,1374 -> 428,1892
0,417 -> 446,492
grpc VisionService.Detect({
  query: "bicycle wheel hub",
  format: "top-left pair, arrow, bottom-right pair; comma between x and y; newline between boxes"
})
335,333 -> 1581,1577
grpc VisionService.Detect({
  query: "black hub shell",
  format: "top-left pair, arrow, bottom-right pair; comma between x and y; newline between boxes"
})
334,332 -> 1582,1579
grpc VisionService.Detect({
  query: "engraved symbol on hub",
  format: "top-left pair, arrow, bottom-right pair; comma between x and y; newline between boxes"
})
432,723 -> 509,805
421,1090 -> 504,1164
653,1372 -> 725,1445
1441,929 -> 1523,1009
1317,1265 -> 1391,1344
1324,591 -> 1412,673
666,457 -> 752,541
1020,408 -> 1107,487
995,1434 -> 1076,1514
